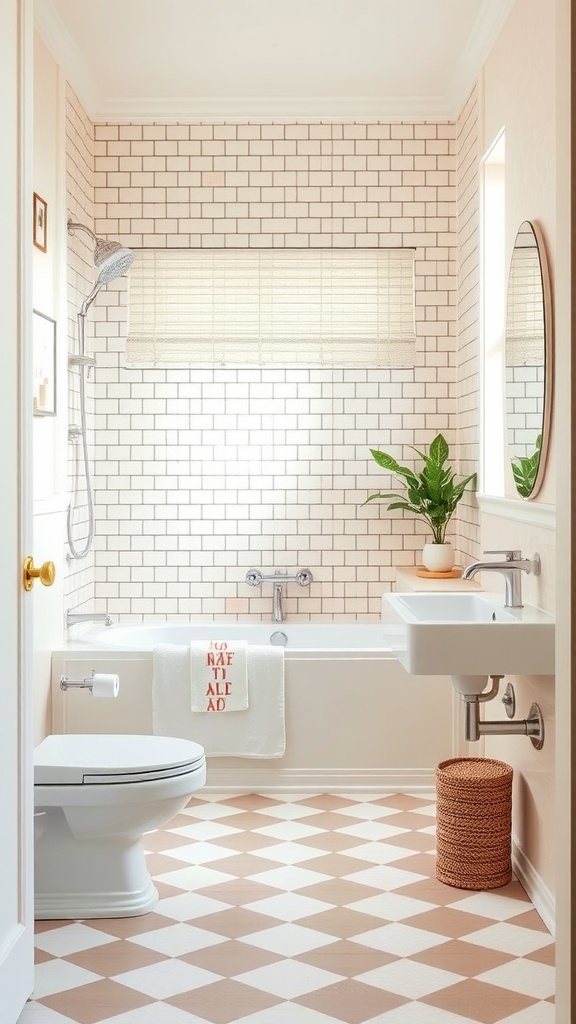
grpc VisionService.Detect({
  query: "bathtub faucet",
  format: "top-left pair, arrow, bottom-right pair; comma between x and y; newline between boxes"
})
245,568 -> 313,622
66,610 -> 113,628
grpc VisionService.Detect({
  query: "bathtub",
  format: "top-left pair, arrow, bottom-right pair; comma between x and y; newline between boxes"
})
73,621 -> 404,656
51,621 -> 457,792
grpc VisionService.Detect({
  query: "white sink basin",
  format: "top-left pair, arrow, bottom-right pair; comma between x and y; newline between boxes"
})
384,592 -> 555,677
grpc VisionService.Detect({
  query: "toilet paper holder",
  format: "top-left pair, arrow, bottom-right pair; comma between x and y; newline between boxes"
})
60,670 -> 120,697
60,670 -> 97,691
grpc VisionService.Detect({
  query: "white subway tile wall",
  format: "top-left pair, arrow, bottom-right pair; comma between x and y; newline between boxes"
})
66,98 -> 481,621
506,365 -> 545,456
65,88 -> 97,615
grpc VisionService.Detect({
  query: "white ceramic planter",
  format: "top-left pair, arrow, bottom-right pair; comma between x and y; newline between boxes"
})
422,542 -> 455,573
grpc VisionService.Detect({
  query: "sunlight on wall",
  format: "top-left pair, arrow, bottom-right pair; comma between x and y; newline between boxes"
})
481,130 -> 506,495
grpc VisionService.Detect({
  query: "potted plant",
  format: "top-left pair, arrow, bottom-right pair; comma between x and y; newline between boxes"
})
363,433 -> 476,572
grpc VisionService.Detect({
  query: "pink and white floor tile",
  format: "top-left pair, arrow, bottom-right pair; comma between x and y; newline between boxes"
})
20,792 -> 555,1024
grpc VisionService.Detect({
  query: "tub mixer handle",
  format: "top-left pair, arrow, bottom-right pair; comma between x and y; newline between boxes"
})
245,567 -> 313,622
245,569 -> 264,586
244,568 -> 313,587
294,569 -> 313,587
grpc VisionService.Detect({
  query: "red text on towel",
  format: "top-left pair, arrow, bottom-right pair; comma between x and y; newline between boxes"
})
205,642 -> 236,711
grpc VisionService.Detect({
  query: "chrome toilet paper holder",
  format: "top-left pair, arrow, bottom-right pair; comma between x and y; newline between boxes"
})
60,670 -> 96,691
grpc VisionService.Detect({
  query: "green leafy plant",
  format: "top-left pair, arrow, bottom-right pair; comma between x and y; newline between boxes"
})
511,434 -> 542,498
363,433 -> 476,544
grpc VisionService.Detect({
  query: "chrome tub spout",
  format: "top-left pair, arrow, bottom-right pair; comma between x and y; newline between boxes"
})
66,610 -> 113,629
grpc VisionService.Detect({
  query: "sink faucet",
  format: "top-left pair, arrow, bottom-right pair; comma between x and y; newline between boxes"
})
461,550 -> 540,608
66,610 -> 113,628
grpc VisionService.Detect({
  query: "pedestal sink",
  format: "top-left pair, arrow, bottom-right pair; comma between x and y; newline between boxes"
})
384,592 -> 555,683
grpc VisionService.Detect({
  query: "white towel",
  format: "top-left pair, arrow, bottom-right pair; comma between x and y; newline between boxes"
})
190,639 -> 248,712
152,643 -> 285,758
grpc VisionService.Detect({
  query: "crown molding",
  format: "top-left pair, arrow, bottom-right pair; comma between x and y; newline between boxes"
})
91,94 -> 451,124
447,0 -> 517,115
35,0 -> 100,115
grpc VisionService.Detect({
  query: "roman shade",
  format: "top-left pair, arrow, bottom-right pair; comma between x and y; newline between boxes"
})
126,248 -> 416,367
505,244 -> 544,366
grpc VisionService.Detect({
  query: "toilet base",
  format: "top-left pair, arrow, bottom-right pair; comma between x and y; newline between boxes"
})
34,806 -> 160,919
35,878 -> 159,920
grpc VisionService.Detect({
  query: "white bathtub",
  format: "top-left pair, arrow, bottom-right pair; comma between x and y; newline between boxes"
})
76,622 -> 403,657
51,621 -> 456,792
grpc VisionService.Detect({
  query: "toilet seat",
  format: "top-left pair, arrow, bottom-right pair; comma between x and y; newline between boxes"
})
34,734 -> 205,786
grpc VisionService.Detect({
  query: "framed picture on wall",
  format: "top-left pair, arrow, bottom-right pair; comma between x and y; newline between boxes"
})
33,192 -> 47,252
33,310 -> 56,416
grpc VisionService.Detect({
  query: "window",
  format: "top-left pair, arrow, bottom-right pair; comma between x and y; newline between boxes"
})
126,248 -> 416,367
505,235 -> 544,366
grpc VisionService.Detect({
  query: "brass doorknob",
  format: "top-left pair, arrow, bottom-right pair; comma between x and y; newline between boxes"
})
23,556 -> 56,592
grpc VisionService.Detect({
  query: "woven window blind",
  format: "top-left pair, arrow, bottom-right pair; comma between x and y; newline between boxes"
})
126,248 -> 416,367
506,245 -> 544,367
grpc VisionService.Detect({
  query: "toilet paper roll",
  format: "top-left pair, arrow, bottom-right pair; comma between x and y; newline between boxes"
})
91,673 -> 120,698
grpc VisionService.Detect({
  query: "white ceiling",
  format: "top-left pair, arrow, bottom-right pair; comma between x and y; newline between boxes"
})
35,0 -> 516,122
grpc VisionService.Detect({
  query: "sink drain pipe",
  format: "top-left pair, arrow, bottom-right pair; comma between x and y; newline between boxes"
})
461,676 -> 545,749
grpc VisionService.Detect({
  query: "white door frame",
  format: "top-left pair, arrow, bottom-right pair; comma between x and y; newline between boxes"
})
0,0 -> 34,1020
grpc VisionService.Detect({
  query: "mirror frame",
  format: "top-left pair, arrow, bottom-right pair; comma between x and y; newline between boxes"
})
505,220 -> 554,500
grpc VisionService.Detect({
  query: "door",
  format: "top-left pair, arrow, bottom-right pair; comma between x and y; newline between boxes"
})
0,0 -> 35,1021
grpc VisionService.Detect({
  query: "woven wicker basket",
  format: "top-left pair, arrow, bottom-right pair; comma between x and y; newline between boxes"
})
436,757 -> 513,890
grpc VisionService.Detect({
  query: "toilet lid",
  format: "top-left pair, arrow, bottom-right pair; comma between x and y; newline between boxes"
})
34,734 -> 205,785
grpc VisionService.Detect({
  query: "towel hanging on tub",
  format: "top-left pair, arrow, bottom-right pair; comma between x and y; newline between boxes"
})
190,639 -> 248,712
152,643 -> 285,758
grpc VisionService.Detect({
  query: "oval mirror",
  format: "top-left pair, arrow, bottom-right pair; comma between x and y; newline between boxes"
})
505,221 -> 553,499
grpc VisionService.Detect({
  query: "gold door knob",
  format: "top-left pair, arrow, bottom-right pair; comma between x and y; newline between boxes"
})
23,556 -> 56,591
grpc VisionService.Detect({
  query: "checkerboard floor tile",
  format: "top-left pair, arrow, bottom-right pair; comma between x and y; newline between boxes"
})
20,792 -> 555,1024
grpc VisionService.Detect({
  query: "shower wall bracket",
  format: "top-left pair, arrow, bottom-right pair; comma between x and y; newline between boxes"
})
68,424 -> 84,443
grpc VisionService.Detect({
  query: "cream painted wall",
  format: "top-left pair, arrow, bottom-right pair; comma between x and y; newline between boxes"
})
478,0 -> 557,904
482,0 -> 556,509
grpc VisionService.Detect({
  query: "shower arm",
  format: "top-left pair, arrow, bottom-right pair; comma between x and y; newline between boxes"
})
68,219 -> 98,242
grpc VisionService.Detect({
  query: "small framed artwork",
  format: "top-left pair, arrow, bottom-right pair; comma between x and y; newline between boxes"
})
33,310 -> 56,416
33,192 -> 47,252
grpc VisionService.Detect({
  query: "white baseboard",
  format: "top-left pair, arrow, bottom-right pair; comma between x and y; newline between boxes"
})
512,836 -> 555,936
203,766 -> 437,793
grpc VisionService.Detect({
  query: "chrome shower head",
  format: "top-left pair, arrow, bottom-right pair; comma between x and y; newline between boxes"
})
68,218 -> 134,285
94,238 -> 134,283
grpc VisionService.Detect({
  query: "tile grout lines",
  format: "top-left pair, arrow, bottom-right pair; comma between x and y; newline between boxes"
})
23,791 -> 554,1024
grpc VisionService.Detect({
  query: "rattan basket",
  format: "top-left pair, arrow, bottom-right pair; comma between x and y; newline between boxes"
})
436,757 -> 513,890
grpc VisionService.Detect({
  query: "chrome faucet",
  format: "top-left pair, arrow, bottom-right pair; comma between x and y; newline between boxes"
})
66,610 -> 113,628
245,569 -> 313,622
461,550 -> 540,608
272,581 -> 284,623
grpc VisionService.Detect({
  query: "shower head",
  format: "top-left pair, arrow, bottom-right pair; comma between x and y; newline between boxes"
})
68,218 -> 134,285
94,239 -> 134,283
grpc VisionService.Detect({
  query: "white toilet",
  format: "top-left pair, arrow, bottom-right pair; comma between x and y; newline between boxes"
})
34,733 -> 206,920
